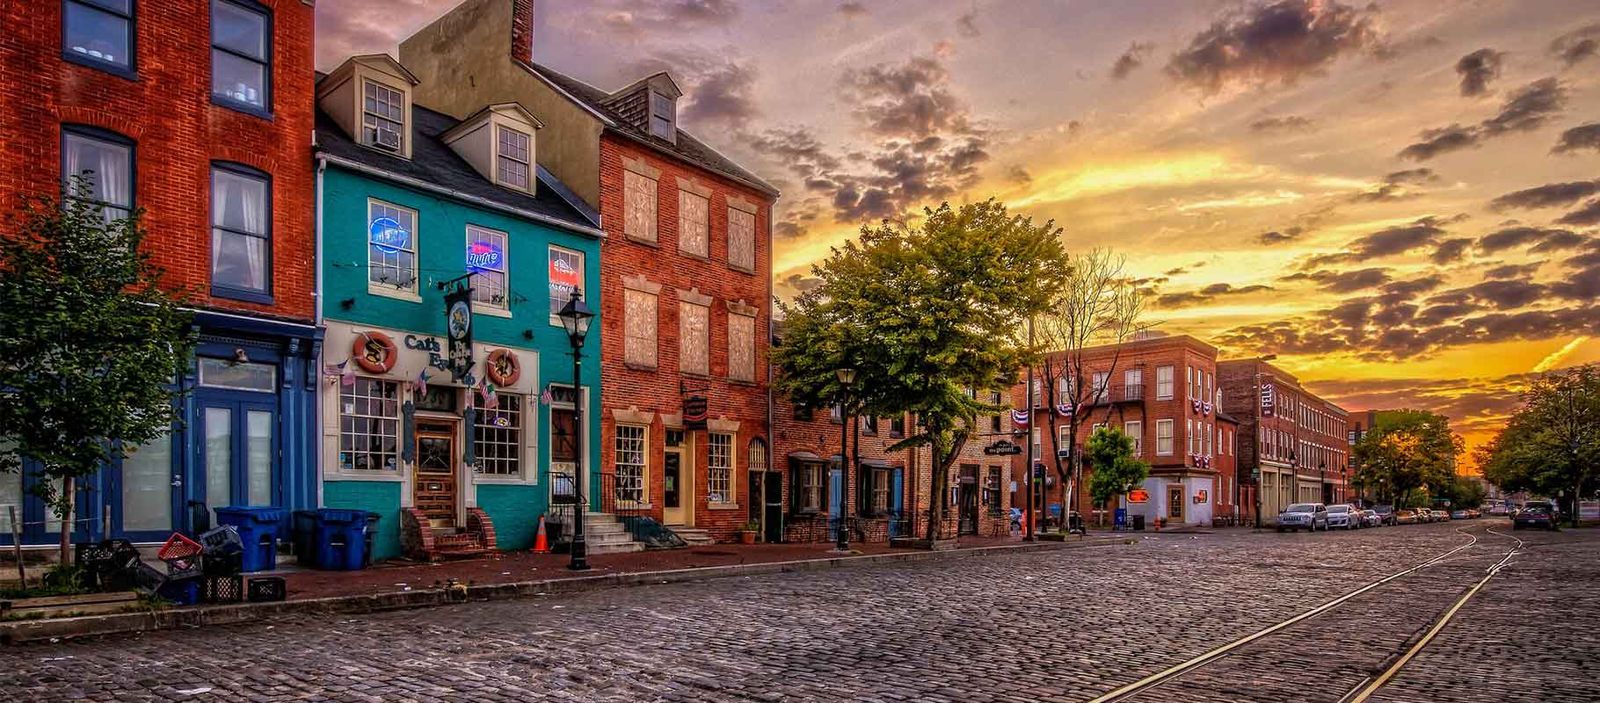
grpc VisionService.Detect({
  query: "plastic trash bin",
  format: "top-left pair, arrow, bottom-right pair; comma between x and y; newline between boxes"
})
213,506 -> 285,573
1132,514 -> 1146,531
308,508 -> 371,571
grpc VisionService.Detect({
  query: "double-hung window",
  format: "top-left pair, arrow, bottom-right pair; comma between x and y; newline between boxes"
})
368,199 -> 417,293
708,432 -> 733,504
362,80 -> 406,151
466,226 -> 508,310
61,126 -> 133,223
211,0 -> 271,114
1156,366 -> 1174,400
1124,421 -> 1143,456
1156,419 -> 1174,456
474,394 -> 523,478
495,126 -> 531,191
1124,369 -> 1143,400
548,246 -> 584,319
64,0 -> 133,74
210,163 -> 271,299
614,425 -> 647,504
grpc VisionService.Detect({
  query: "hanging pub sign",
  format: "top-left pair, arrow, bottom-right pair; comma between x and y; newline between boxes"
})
983,440 -> 1022,456
444,278 -> 474,384
1260,383 -> 1275,417
682,394 -> 709,430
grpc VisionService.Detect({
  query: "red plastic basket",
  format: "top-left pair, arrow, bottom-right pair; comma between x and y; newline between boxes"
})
157,532 -> 205,562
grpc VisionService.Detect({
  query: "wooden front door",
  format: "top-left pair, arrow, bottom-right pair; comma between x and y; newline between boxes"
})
414,422 -> 458,528
1167,484 -> 1185,523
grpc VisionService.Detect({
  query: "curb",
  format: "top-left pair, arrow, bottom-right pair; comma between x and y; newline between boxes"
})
1,537 -> 1127,645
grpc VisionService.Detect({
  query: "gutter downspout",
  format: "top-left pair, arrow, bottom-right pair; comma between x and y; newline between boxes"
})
765,201 -> 776,540
314,154 -> 327,510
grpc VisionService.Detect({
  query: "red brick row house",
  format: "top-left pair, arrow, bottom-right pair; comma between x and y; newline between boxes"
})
1219,359 -> 1350,525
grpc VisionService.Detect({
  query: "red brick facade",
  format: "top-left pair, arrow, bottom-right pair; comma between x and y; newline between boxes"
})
1218,359 -> 1350,524
596,135 -> 775,541
0,0 -> 316,322
768,397 -> 926,543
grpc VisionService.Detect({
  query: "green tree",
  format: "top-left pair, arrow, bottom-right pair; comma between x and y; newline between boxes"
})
1085,426 -> 1149,521
773,199 -> 1070,542
1447,476 -> 1487,509
1351,410 -> 1462,509
1479,364 -> 1600,526
0,182 -> 193,560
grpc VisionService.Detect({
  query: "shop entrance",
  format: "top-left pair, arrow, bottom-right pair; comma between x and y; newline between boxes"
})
958,464 -> 979,535
663,430 -> 693,525
414,421 -> 458,528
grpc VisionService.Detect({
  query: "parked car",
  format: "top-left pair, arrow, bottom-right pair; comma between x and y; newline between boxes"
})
1361,509 -> 1382,527
1513,504 -> 1558,531
1450,509 -> 1470,520
1278,503 -> 1328,532
1373,504 -> 1398,526
1488,504 -> 1511,516
1395,509 -> 1419,525
1326,504 -> 1361,530
1431,509 -> 1450,522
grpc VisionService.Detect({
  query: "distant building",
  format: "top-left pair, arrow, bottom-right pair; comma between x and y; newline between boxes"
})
1219,360 -> 1350,524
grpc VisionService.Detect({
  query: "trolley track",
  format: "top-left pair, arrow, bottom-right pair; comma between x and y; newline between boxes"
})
1085,524 -> 1523,703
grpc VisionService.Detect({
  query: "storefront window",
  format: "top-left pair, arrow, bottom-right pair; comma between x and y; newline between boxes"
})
474,394 -> 523,477
614,425 -> 646,504
339,378 -> 401,472
708,432 -> 733,504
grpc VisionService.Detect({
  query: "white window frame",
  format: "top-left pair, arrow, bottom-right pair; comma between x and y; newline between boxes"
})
494,124 -> 532,192
474,393 -> 525,480
548,245 -> 585,324
338,377 -> 403,475
614,424 -> 649,506
1091,371 -> 1108,403
1156,419 -> 1174,456
708,431 -> 734,505
362,79 -> 406,152
367,199 -> 419,299
1156,365 -> 1174,400
1124,420 -> 1142,457
1124,368 -> 1143,400
466,225 -> 509,313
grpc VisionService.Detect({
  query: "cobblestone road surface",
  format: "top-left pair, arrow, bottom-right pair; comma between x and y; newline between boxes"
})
1,522 -> 1594,702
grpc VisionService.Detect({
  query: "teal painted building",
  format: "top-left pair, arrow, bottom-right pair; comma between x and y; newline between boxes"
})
313,56 -> 602,560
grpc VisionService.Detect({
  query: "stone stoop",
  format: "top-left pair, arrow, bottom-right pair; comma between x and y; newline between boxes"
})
667,527 -> 716,546
581,513 -> 645,555
402,508 -> 497,561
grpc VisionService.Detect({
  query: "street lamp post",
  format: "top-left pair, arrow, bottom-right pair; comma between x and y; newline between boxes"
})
1319,462 -> 1327,504
1287,450 -> 1299,513
834,367 -> 857,553
1251,354 -> 1277,529
558,290 -> 595,571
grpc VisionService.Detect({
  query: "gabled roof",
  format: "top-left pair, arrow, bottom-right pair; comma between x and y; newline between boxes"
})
314,100 -> 600,235
522,61 -> 779,198
439,102 -> 545,144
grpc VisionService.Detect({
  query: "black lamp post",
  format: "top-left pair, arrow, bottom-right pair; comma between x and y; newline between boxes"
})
1319,461 -> 1327,504
1287,449 -> 1299,512
558,290 -> 595,571
834,367 -> 856,553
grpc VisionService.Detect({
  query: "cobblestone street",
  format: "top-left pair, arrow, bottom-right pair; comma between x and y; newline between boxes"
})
2,523 -> 1595,702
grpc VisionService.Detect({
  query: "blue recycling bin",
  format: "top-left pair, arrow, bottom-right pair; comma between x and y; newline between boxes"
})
308,509 -> 373,571
1114,508 -> 1128,530
213,506 -> 285,573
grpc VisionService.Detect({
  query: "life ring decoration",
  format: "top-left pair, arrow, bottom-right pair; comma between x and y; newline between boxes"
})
485,348 -> 521,386
351,331 -> 398,374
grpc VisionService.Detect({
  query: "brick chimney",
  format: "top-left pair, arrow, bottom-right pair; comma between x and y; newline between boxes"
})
511,0 -> 534,64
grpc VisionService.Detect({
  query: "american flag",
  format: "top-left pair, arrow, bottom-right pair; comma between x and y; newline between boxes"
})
416,369 -> 429,396
480,380 -> 499,410
539,386 -> 554,406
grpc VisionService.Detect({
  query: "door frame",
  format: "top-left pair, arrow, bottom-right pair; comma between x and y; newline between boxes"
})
1167,483 -> 1186,523
662,437 -> 691,525
413,418 -> 462,528
194,389 -> 280,518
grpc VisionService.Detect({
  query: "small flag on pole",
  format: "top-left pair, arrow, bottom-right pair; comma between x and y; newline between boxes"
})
416,369 -> 430,396
539,386 -> 554,406
480,380 -> 499,410
339,359 -> 356,387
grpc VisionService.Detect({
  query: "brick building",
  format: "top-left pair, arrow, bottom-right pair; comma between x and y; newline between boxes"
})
0,0 -> 319,545
1014,334 -> 1232,528
400,0 -> 777,543
768,393 -> 919,544
1218,359 -> 1350,525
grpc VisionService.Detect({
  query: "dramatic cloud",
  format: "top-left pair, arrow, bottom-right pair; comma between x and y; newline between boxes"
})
312,0 -> 437,67
1249,115 -> 1314,133
1399,78 -> 1568,160
1005,164 -> 1033,185
1155,283 -> 1274,309
1282,267 -> 1392,293
1550,23 -> 1600,67
840,57 -> 972,140
1258,228 -> 1303,245
1350,167 -> 1439,202
1557,200 -> 1600,227
1219,303 -> 1600,361
599,0 -> 742,34
1309,373 -> 1536,434
1454,48 -> 1504,97
1484,263 -> 1541,280
1477,226 -> 1581,254
1488,180 -> 1600,211
836,2 -> 868,20
1552,122 -> 1600,155
1306,216 -> 1451,266
1431,238 -> 1473,264
628,50 -> 759,125
1165,0 -> 1383,94
956,11 -> 980,38
1111,42 -> 1155,80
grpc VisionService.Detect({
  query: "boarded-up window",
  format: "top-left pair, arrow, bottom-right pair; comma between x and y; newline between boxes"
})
678,190 -> 709,257
728,207 -> 755,271
679,300 -> 709,375
728,311 -> 754,382
624,288 -> 658,368
624,170 -> 657,243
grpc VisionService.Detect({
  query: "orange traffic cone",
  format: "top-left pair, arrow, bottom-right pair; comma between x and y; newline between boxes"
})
532,515 -> 550,553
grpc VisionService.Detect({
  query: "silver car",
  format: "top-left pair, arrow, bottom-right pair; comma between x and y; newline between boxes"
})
1326,504 -> 1361,530
1360,509 -> 1382,527
1277,503 -> 1328,532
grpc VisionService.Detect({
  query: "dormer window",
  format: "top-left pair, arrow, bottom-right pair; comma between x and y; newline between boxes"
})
362,80 -> 406,152
496,125 -> 531,191
649,91 -> 675,141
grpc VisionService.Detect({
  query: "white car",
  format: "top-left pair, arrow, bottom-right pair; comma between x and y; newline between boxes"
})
1326,504 -> 1361,530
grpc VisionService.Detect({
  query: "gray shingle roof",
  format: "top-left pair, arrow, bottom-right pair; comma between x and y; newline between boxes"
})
314,102 -> 600,233
527,62 -> 779,197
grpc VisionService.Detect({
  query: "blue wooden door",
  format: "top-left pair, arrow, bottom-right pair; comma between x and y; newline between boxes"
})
829,467 -> 843,539
889,468 -> 905,537
195,392 -> 278,524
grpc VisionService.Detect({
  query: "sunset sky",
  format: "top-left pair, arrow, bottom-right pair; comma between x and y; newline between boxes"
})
318,0 -> 1600,466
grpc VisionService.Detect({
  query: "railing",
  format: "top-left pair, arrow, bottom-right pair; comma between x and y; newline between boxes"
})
1122,385 -> 1144,401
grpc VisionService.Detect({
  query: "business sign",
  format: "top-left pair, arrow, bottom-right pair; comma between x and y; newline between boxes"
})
1194,490 -> 1209,504
550,251 -> 582,302
1128,488 -> 1150,504
984,440 -> 1022,456
1260,383 -> 1275,418
444,281 -> 473,384
465,240 -> 504,272
369,216 -> 409,252
682,394 -> 708,431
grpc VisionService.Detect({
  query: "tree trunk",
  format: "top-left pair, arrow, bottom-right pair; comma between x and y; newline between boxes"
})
57,476 -> 74,565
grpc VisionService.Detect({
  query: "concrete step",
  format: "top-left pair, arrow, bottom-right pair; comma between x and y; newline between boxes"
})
586,541 -> 644,555
584,531 -> 637,546
669,528 -> 716,546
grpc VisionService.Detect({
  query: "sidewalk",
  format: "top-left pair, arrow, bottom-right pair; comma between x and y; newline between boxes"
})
2,533 -> 1127,644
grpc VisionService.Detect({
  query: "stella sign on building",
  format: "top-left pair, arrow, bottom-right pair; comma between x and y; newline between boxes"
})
1128,488 -> 1150,504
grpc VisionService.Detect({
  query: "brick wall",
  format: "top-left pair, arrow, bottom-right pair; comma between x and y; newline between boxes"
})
768,395 -> 926,542
0,0 -> 316,321
595,135 -> 774,542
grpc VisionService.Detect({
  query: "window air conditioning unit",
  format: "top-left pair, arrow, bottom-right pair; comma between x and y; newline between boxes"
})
373,127 -> 401,151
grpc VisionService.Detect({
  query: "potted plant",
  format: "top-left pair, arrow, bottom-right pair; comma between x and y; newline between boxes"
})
738,521 -> 760,544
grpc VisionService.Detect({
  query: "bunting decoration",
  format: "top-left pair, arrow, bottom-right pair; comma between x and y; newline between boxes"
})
1011,408 -> 1031,427
1201,401 -> 1213,416
325,359 -> 358,387
1191,398 -> 1202,414
1055,402 -> 1085,418
479,378 -> 499,410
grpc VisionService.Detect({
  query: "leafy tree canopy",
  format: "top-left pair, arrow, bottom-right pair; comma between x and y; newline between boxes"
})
1351,410 -> 1462,509
1478,364 -> 1600,524
1085,426 -> 1150,509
